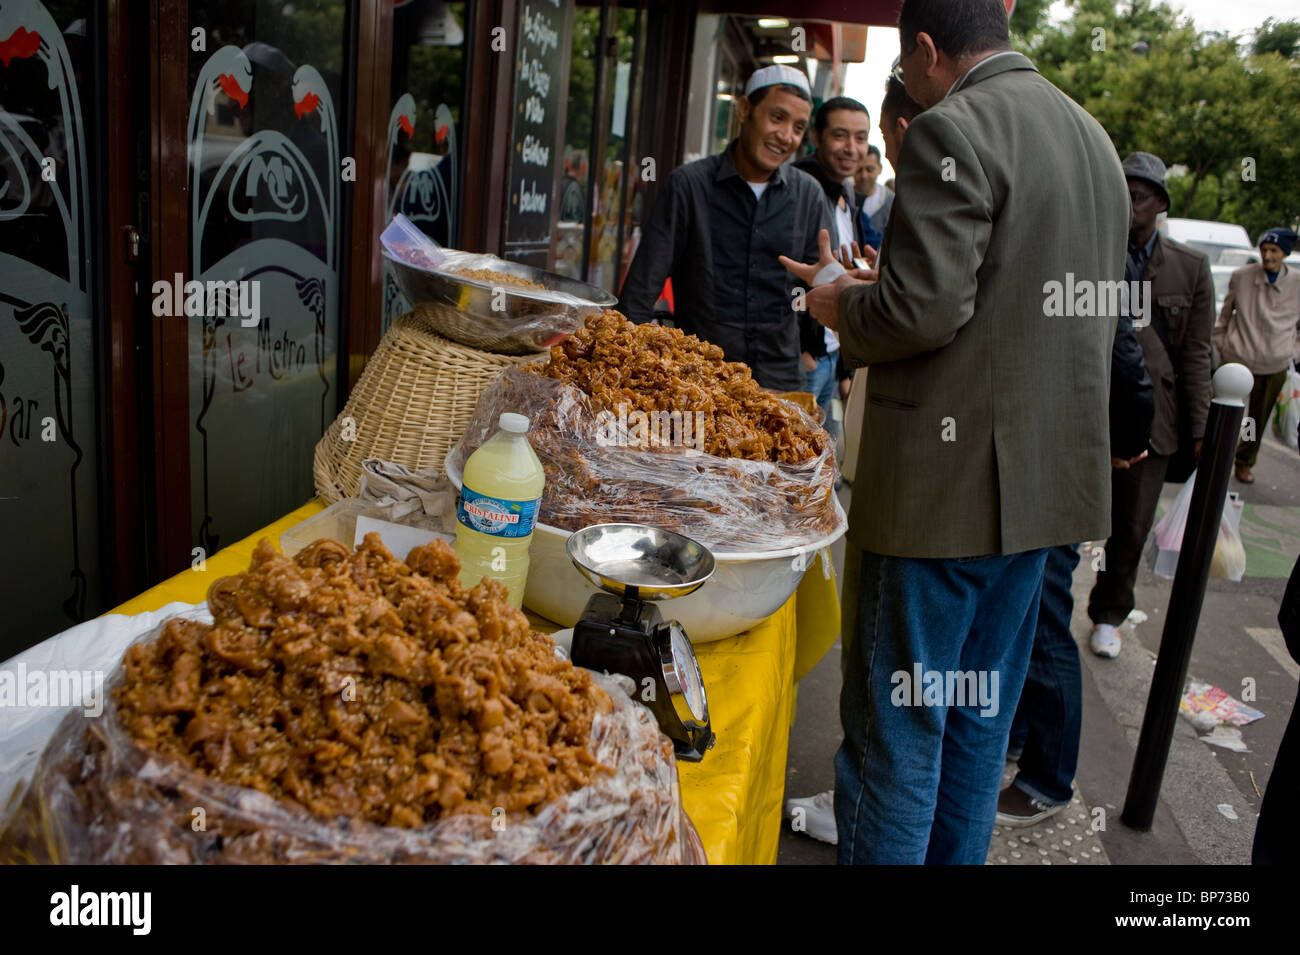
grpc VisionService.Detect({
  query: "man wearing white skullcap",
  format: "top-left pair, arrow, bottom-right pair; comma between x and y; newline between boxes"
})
619,64 -> 834,391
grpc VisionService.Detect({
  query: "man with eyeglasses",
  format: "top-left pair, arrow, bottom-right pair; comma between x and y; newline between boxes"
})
1085,152 -> 1214,660
781,0 -> 1129,864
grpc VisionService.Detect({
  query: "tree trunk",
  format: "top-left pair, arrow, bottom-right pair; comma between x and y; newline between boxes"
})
1181,164 -> 1208,217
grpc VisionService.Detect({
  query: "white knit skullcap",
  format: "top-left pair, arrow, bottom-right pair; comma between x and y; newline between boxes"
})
744,64 -> 811,98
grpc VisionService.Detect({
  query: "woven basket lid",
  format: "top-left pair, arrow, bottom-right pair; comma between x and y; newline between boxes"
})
314,308 -> 546,502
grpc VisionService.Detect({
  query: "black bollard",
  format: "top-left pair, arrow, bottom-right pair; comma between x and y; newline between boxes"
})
1122,363 -> 1252,831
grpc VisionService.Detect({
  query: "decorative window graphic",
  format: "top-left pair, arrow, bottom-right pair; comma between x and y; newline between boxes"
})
383,0 -> 466,330
187,29 -> 344,556
382,93 -> 459,328
0,0 -> 101,651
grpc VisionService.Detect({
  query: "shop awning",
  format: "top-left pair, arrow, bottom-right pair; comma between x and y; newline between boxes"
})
699,1 -> 903,28
699,0 -> 1016,27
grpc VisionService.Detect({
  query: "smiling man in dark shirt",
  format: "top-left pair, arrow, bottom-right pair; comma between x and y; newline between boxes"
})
618,65 -> 834,391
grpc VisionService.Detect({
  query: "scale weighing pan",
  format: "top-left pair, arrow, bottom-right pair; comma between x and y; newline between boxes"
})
565,524 -> 715,600
564,523 -> 717,761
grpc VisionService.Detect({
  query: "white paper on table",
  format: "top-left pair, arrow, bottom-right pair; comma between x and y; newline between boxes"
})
353,515 -> 453,558
0,602 -> 210,811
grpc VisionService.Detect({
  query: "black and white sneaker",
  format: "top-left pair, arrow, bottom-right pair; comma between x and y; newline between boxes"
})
995,785 -> 1067,828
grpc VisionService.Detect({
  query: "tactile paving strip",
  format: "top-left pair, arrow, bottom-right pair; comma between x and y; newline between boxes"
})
986,765 -> 1111,865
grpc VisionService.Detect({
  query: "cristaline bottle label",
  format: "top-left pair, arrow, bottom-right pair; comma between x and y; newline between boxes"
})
456,486 -> 540,538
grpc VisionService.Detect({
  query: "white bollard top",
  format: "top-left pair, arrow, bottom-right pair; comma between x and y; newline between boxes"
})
1211,363 -> 1254,407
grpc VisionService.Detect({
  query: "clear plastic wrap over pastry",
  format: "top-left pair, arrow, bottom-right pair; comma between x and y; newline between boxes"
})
447,311 -> 844,554
0,535 -> 703,864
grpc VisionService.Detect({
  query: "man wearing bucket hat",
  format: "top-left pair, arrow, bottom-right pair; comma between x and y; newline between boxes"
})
619,65 -> 834,392
1085,151 -> 1215,659
1214,226 -> 1300,484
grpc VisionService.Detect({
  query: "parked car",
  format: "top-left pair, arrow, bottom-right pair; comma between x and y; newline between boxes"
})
1211,264 -> 1236,314
1159,217 -> 1254,265
1219,247 -> 1260,269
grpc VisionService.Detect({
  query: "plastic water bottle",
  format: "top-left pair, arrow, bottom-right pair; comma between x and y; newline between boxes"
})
453,413 -> 546,608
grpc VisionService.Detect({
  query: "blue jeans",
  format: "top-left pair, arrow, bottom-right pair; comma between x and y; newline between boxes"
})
804,353 -> 839,440
835,546 -> 1049,864
1007,544 -> 1082,807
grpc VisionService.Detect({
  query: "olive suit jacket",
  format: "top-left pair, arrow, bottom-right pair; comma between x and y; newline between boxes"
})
836,53 -> 1130,558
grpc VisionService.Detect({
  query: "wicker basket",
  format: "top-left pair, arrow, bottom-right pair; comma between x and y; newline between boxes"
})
314,308 -> 546,502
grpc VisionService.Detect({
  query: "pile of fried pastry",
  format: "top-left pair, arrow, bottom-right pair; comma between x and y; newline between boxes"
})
537,310 -> 830,464
115,535 -> 611,828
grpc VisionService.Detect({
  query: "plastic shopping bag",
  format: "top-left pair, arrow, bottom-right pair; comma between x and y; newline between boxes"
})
1273,362 -> 1300,451
1211,492 -> 1246,581
1148,476 -> 1196,578
1146,475 -> 1245,581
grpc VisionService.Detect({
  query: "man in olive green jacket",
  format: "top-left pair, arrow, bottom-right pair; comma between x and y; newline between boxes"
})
785,0 -> 1128,865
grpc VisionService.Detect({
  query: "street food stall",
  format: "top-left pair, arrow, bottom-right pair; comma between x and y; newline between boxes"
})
0,230 -> 843,865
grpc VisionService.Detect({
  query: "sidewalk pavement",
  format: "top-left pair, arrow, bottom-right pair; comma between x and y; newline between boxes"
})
779,429 -> 1299,864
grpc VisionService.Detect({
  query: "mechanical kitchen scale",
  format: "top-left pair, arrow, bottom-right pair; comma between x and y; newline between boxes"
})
563,523 -> 716,762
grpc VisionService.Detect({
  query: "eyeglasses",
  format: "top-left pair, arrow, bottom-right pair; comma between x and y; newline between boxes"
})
890,56 -> 905,88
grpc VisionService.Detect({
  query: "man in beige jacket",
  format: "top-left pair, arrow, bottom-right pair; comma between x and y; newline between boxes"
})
1215,227 -> 1300,483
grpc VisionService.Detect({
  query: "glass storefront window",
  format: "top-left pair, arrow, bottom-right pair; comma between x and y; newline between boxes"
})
0,1 -> 104,652
553,6 -> 599,281
383,0 -> 467,329
185,0 -> 352,556
587,5 -> 643,295
555,2 -> 646,292
712,50 -> 741,159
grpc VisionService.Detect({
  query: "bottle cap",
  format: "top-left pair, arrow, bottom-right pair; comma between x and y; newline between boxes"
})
499,412 -> 530,434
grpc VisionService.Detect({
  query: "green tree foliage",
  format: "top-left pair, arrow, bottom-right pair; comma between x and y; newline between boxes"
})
1009,0 -> 1055,42
565,8 -> 601,159
1019,1 -> 1300,239
1253,18 -> 1300,59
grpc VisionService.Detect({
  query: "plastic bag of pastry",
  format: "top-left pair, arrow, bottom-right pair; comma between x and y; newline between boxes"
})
381,215 -> 615,354
0,536 -> 705,865
445,311 -> 844,554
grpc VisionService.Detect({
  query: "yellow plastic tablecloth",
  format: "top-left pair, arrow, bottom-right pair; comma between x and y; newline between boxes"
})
109,499 -> 841,865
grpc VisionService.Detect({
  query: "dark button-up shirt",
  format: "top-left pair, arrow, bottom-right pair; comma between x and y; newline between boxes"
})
619,143 -> 833,391
1124,230 -> 1159,325
1126,230 -> 1158,283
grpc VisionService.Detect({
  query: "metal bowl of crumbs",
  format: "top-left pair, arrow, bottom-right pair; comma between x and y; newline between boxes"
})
384,247 -> 617,354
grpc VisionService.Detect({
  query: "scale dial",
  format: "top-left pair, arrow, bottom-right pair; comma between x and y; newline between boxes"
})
660,621 -> 708,725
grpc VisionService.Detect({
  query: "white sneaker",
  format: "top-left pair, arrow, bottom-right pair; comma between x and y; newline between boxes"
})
1090,623 -> 1121,658
784,789 -> 838,845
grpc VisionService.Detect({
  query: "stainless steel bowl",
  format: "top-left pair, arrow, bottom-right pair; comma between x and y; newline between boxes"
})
565,523 -> 715,601
383,249 -> 617,354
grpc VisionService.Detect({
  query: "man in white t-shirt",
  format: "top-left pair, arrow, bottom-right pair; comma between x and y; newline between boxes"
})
792,96 -> 872,438
854,145 -> 895,240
